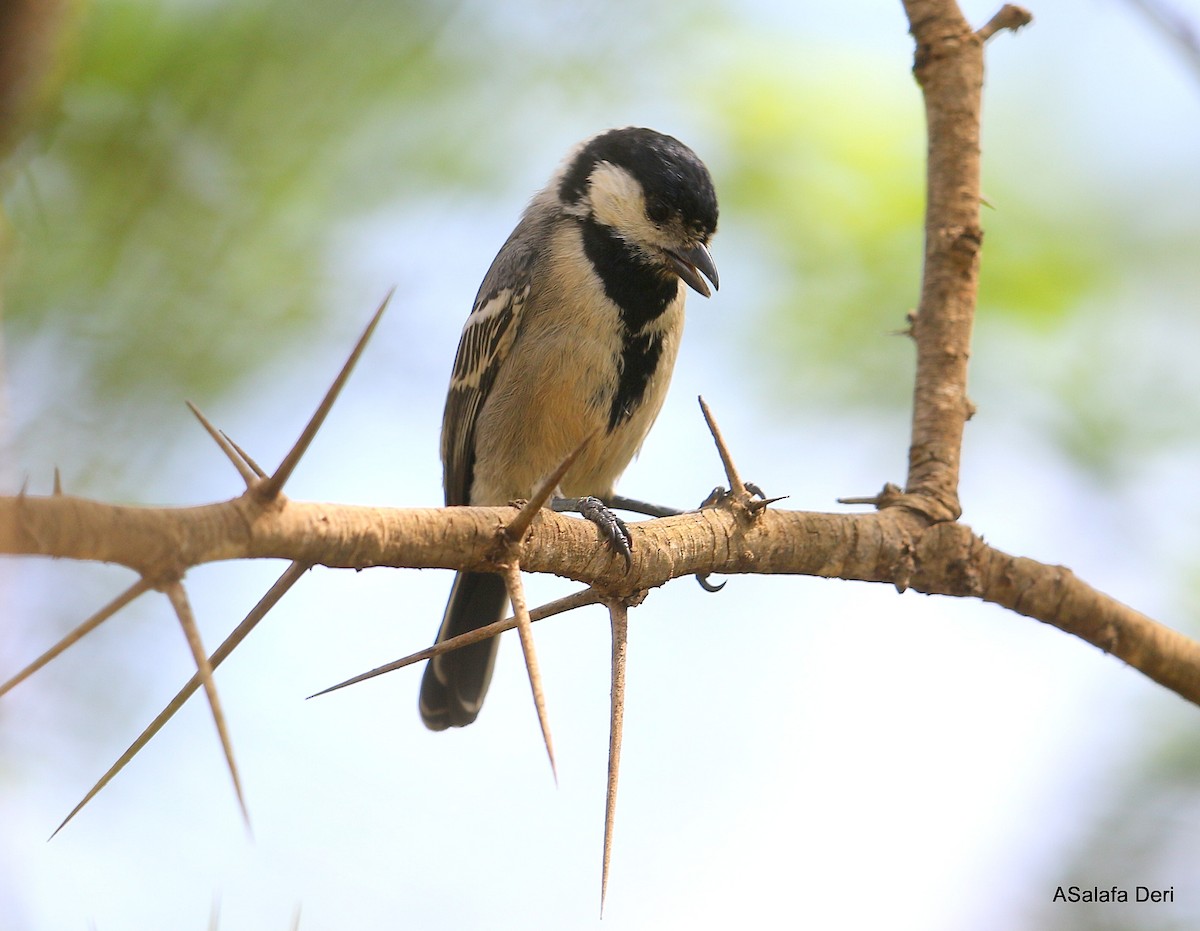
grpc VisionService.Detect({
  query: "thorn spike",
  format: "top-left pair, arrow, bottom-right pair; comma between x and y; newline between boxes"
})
601,600 -> 630,917
260,290 -> 394,499
1,578 -> 152,699
501,562 -> 556,782
746,495 -> 789,512
164,581 -> 250,828
51,562 -> 307,837
220,431 -> 267,478
309,588 -> 601,699
697,396 -> 745,496
186,401 -> 258,488
506,429 -> 598,544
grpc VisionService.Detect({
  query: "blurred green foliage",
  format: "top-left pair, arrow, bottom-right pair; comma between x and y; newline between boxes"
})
5,0 -> 1197,491
709,37 -> 1200,490
709,46 -> 926,408
0,0 -> 733,493
2,0 -> 472,411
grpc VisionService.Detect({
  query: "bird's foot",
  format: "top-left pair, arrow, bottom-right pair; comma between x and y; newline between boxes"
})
693,482 -> 772,593
577,496 -> 633,568
551,495 -> 633,568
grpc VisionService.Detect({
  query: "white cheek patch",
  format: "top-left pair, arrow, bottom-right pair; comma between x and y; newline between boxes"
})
588,162 -> 660,245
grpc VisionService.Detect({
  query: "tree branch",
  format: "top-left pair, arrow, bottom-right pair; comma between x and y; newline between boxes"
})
900,0 -> 989,522
6,490 -> 1200,706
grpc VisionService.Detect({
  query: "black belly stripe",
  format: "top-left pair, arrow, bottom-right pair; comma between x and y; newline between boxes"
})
610,329 -> 664,430
580,219 -> 677,431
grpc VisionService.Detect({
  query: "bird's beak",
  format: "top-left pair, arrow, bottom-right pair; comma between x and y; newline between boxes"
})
665,243 -> 719,298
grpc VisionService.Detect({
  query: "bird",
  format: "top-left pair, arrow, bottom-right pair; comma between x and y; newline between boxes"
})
419,126 -> 719,730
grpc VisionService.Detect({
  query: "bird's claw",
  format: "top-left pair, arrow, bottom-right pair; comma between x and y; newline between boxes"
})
694,483 -> 770,593
577,495 -> 633,569
698,482 -> 768,509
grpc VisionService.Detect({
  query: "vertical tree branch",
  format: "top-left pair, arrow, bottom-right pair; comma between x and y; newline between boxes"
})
901,0 -> 986,522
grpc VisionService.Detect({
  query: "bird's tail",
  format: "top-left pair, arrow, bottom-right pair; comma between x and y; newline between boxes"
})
419,571 -> 508,730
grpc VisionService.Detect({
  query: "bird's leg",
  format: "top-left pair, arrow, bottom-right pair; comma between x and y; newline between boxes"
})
602,494 -> 681,518
616,484 -> 771,592
550,484 -> 771,583
606,484 -> 767,517
697,482 -> 768,507
549,493 -> 684,566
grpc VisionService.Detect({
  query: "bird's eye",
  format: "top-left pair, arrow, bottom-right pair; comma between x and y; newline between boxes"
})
645,199 -> 670,225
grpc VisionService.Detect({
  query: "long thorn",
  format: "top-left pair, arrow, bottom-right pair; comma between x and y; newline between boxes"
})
506,430 -> 598,544
186,401 -> 258,489
501,562 -> 556,783
220,431 -> 267,478
698,396 -> 745,496
52,467 -> 63,496
259,290 -> 393,500
308,588 -> 602,699
164,581 -> 250,829
51,562 -> 308,838
0,578 -> 153,699
601,600 -> 629,917
746,495 -> 789,513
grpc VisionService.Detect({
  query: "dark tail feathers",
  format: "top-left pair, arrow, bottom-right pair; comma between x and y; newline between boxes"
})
419,571 -> 508,730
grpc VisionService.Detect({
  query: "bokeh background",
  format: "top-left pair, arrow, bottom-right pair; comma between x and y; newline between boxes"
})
3,0 -> 1200,928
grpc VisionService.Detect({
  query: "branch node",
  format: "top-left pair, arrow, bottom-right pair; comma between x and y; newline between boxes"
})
838,482 -> 905,509
976,4 -> 1033,42
892,310 -> 917,339
696,398 -> 777,528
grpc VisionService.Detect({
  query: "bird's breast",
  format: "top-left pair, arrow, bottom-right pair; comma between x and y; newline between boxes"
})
468,226 -> 686,504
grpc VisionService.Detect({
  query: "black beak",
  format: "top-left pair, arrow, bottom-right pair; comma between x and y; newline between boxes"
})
665,243 -> 719,298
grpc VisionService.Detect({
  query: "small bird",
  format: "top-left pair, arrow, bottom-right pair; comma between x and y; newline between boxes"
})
420,127 -> 719,730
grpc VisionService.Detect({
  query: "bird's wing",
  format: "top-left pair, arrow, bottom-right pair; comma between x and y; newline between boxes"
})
441,280 -> 530,506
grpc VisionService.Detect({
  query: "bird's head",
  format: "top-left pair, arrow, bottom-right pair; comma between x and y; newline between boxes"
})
557,127 -> 719,297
